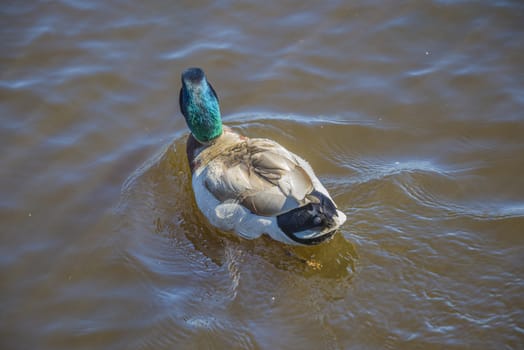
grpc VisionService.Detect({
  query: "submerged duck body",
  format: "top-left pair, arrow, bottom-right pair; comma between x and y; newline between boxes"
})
180,67 -> 346,245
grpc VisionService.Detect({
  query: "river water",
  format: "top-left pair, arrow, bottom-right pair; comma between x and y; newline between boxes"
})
1,1 -> 523,349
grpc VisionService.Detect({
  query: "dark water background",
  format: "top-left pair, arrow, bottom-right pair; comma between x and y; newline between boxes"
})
1,1 -> 523,349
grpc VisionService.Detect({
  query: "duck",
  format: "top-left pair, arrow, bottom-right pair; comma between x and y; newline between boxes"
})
179,67 -> 346,245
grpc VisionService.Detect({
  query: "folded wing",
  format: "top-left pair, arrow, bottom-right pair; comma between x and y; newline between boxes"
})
204,138 -> 314,216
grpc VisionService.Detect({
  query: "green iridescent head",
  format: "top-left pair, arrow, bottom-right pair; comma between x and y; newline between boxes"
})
179,67 -> 223,143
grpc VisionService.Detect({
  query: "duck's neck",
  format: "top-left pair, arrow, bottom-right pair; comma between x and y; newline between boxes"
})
185,110 -> 222,144
186,127 -> 244,173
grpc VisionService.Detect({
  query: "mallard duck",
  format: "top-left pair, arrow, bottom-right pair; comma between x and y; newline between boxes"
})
179,67 -> 346,245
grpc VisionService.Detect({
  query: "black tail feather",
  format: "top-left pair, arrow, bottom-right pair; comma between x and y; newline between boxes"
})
276,190 -> 338,244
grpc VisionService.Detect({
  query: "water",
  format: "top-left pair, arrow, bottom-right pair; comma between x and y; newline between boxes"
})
1,1 -> 523,349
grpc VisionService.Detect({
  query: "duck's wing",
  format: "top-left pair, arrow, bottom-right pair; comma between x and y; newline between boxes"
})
204,138 -> 315,216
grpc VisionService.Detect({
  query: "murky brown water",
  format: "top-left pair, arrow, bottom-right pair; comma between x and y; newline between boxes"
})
1,1 -> 523,349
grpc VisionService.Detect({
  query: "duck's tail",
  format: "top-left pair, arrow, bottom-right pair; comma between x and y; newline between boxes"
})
276,190 -> 346,245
